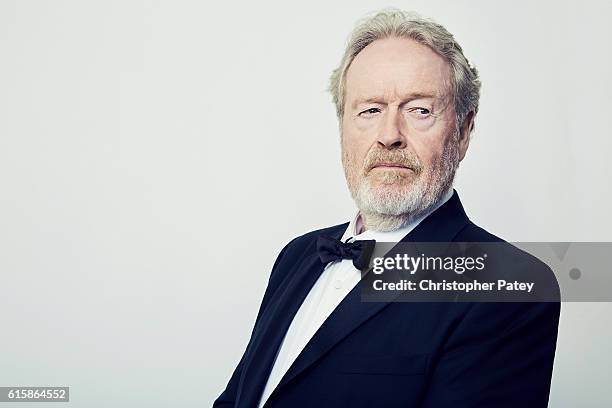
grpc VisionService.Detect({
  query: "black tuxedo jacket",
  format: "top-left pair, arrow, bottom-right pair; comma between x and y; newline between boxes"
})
213,190 -> 560,407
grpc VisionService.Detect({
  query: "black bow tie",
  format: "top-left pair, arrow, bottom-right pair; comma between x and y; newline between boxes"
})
316,235 -> 376,271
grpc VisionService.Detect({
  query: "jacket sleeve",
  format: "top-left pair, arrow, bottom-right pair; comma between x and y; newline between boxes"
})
212,237 -> 297,407
419,301 -> 561,408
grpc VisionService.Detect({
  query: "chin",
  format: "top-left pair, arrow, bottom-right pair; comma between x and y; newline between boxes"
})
368,180 -> 417,198
356,183 -> 423,216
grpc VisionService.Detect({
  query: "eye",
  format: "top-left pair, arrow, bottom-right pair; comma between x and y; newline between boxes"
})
409,107 -> 431,116
359,107 -> 381,117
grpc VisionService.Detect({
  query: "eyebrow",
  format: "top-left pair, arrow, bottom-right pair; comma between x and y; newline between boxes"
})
351,92 -> 438,110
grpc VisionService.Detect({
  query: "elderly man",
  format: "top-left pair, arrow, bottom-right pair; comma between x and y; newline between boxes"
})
213,10 -> 560,408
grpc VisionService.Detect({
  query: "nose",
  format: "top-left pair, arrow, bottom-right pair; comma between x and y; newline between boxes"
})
377,107 -> 407,149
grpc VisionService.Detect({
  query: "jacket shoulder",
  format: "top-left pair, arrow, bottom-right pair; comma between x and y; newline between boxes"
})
286,222 -> 349,250
457,221 -> 560,301
455,221 -> 505,243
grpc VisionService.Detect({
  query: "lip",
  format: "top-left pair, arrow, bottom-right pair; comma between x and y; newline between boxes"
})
371,163 -> 412,170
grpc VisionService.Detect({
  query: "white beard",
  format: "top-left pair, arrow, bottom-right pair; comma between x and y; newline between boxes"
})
343,131 -> 460,232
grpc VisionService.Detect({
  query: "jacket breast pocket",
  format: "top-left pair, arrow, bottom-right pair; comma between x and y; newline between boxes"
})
336,353 -> 429,376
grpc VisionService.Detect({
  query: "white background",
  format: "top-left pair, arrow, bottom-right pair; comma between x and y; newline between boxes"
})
1,1 -> 611,407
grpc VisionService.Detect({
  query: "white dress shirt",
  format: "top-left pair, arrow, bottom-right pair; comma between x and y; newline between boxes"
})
257,190 -> 453,407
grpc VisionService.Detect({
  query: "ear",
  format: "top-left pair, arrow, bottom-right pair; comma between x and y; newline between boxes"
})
457,111 -> 475,162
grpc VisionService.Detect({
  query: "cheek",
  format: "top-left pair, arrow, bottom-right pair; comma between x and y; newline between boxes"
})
342,129 -> 372,163
411,121 -> 457,165
411,139 -> 445,168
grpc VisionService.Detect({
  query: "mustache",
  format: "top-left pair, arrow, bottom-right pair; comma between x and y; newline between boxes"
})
363,149 -> 423,173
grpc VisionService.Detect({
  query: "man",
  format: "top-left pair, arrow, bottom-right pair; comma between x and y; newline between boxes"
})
214,9 -> 560,408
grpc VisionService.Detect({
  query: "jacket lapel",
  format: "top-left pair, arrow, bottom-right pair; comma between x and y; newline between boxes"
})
236,225 -> 346,408
272,190 -> 471,397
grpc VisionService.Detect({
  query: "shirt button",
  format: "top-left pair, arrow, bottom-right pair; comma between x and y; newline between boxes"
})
334,279 -> 342,289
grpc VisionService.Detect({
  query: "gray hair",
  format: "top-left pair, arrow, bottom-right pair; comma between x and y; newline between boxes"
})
329,9 -> 481,133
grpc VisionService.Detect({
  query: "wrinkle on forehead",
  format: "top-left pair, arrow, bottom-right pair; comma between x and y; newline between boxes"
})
345,37 -> 454,112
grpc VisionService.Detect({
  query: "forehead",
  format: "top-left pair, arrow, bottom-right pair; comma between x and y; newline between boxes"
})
345,37 -> 452,104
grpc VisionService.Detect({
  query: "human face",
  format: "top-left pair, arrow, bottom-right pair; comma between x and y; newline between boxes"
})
340,37 -> 470,229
